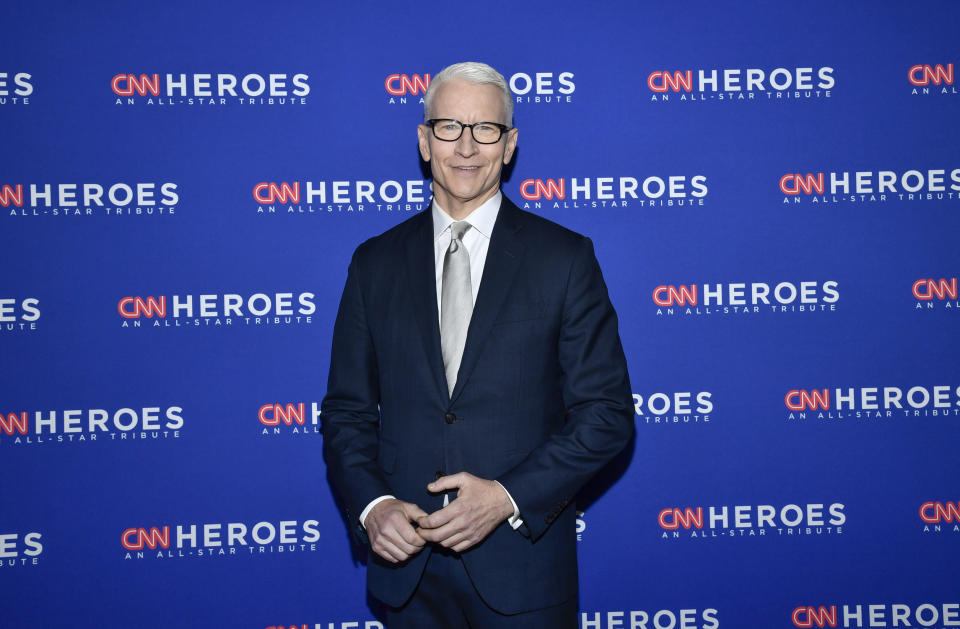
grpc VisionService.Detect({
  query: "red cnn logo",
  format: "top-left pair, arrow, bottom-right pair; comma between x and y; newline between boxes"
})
919,501 -> 960,523
520,179 -> 565,201
785,389 -> 831,411
0,184 -> 23,207
658,507 -> 703,530
652,285 -> 698,307
780,173 -> 825,195
385,73 -> 431,96
118,296 -> 167,319
0,412 -> 29,435
908,63 -> 954,86
792,606 -> 838,628
112,74 -> 161,96
253,182 -> 300,204
647,71 -> 693,93
259,403 -> 307,426
121,526 -> 170,550
912,278 -> 958,300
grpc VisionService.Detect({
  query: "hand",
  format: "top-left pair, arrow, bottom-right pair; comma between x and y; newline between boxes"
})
365,498 -> 428,563
417,472 -> 515,553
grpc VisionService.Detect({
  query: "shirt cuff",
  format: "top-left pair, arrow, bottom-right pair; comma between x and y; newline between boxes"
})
359,495 -> 395,529
494,481 -> 523,530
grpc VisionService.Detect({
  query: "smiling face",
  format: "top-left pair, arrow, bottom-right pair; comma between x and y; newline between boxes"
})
417,79 -> 518,220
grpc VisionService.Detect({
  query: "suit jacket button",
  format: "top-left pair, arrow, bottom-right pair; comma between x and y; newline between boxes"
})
444,412 -> 457,424
435,470 -> 444,481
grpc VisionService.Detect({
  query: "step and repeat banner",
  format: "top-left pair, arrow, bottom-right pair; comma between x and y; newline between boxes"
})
2,1 -> 958,627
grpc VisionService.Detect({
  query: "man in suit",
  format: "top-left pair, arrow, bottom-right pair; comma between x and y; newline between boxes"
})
322,61 -> 633,628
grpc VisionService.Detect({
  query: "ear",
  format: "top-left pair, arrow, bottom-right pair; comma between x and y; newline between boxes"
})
502,127 -> 518,165
417,124 -> 431,162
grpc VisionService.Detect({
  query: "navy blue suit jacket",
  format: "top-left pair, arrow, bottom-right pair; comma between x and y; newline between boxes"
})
322,196 -> 633,614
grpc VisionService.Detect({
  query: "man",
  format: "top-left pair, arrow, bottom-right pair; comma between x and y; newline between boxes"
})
322,61 -> 633,628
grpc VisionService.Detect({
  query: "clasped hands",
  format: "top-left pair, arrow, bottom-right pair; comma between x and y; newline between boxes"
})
365,472 -> 515,563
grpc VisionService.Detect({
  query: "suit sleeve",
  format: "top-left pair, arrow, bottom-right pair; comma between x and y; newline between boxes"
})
496,236 -> 634,541
321,248 -> 392,541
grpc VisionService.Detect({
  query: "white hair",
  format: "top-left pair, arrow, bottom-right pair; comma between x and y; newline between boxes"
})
423,61 -> 514,126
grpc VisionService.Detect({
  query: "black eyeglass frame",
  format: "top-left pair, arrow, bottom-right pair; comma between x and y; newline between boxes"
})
425,118 -> 512,144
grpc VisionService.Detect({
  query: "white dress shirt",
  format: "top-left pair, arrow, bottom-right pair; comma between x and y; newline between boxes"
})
359,192 -> 523,530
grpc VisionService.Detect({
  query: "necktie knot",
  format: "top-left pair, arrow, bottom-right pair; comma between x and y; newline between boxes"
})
449,221 -> 471,253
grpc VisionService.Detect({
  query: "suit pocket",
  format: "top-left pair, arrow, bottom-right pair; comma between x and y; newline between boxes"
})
377,441 -> 397,475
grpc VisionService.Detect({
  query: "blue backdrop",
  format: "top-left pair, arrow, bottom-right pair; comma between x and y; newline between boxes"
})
2,2 -> 958,628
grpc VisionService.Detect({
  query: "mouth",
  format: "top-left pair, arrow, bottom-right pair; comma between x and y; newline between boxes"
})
453,166 -> 480,171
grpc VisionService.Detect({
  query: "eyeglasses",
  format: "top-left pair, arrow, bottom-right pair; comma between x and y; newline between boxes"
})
426,119 -> 511,144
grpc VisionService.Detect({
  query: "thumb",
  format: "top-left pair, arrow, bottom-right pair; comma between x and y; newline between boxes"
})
402,501 -> 428,521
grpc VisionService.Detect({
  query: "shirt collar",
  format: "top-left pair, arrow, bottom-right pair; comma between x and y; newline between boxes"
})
432,191 -> 501,242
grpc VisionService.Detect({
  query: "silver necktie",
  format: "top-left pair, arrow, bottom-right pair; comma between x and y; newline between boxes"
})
440,221 -> 473,396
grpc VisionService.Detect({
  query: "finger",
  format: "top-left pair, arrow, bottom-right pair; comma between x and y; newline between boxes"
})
372,537 -> 407,563
381,520 -> 426,553
438,530 -> 468,549
402,502 -> 429,521
387,532 -> 424,556
451,537 -> 478,553
427,471 -> 469,493
385,520 -> 430,555
371,514 -> 422,552
398,526 -> 426,548
417,525 -> 442,543
418,518 -> 465,544
416,514 -> 436,530
417,503 -> 461,530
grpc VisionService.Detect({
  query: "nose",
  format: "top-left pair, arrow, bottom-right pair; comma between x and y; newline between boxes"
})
454,127 -> 479,156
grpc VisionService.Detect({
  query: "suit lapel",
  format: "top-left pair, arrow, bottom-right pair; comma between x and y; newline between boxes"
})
450,198 -> 526,402
404,210 -> 449,400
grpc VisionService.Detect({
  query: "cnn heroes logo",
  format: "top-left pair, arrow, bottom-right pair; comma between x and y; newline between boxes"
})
653,281 -> 839,316
121,519 -> 320,560
259,402 -> 321,436
784,385 -> 960,420
112,72 -> 309,106
0,531 -> 43,567
634,391 -> 712,426
519,175 -> 708,209
920,500 -> 960,534
0,406 -> 183,445
0,297 -> 40,332
779,169 -> 960,204
658,503 -> 845,539
1,182 -> 179,217
909,62 -> 957,97
580,608 -> 719,629
252,180 -> 428,215
385,71 -> 575,105
118,292 -> 318,328
913,278 -> 960,311
0,72 -> 32,105
648,65 -> 834,102
791,602 -> 960,628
